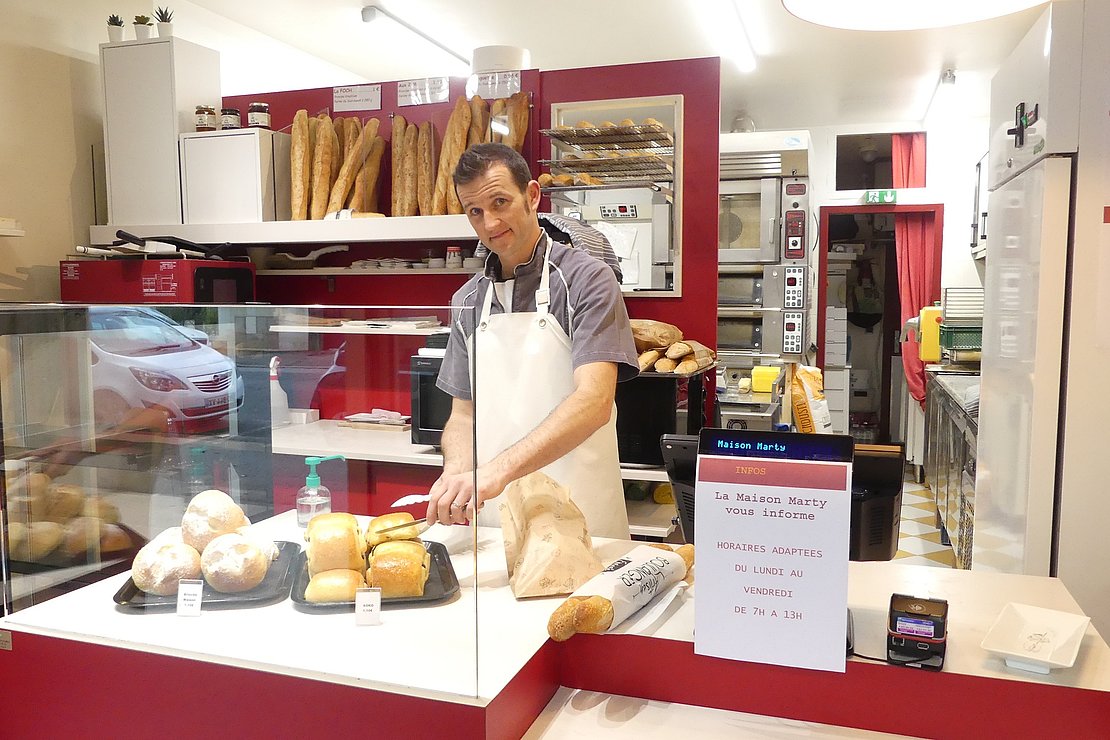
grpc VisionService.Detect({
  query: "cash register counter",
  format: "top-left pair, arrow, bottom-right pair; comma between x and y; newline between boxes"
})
0,514 -> 1107,739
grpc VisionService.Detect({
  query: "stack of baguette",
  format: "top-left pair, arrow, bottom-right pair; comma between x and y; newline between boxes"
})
630,319 -> 716,375
303,511 -> 430,603
290,110 -> 386,220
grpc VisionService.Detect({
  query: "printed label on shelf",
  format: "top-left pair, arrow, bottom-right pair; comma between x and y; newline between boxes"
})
473,70 -> 521,99
397,77 -> 450,107
356,588 -> 382,626
333,84 -> 383,112
176,579 -> 203,617
0,629 -> 11,651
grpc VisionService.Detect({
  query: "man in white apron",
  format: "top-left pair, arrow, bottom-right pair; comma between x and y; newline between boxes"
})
427,144 -> 639,540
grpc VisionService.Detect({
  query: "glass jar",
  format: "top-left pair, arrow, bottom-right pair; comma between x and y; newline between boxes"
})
247,102 -> 271,129
194,105 -> 217,132
445,245 -> 463,269
220,107 -> 241,130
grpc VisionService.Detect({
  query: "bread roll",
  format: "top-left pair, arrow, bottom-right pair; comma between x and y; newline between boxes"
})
181,489 -> 249,553
504,92 -> 529,153
305,569 -> 366,603
305,512 -> 364,576
416,121 -> 436,216
599,121 -> 617,128
675,355 -> 714,375
666,340 -> 714,360
365,512 -> 421,549
391,114 -> 407,216
367,540 -> 430,598
489,98 -> 507,144
201,532 -> 270,593
537,173 -> 554,188
553,174 -> 574,186
83,495 -> 120,524
11,521 -> 63,561
100,522 -> 132,552
45,483 -> 85,522
399,123 -> 419,216
8,521 -> 26,557
63,516 -> 103,557
310,116 -> 336,219
432,96 -> 472,215
619,118 -> 635,127
131,539 -> 202,596
467,95 -> 489,148
642,117 -> 662,127
576,120 -> 595,129
28,471 -> 51,499
638,349 -> 661,372
653,357 -> 678,373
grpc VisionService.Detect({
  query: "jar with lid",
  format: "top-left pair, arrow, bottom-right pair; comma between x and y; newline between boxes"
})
445,245 -> 463,269
194,105 -> 217,132
220,107 -> 241,130
247,102 -> 271,129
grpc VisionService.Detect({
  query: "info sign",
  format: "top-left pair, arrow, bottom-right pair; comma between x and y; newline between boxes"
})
693,430 -> 852,672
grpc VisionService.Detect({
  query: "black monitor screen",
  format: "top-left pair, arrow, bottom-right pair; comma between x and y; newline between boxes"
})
699,428 -> 854,463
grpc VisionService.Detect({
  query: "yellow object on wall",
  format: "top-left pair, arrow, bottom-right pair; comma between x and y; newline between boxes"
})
919,306 -> 942,362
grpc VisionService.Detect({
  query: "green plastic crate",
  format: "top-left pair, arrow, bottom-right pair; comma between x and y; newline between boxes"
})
939,324 -> 983,351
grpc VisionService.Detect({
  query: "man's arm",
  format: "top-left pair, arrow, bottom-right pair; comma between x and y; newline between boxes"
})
426,361 -> 618,525
439,397 -> 474,475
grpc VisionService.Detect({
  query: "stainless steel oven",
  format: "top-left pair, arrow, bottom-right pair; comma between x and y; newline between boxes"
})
717,264 -> 807,362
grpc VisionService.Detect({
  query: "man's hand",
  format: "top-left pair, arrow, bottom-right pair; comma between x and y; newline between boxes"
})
425,463 -> 508,525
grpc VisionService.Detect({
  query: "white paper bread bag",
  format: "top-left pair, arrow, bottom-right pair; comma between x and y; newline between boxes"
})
499,471 -> 602,598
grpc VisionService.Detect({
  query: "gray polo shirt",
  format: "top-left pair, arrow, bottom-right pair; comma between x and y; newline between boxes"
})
437,231 -> 639,400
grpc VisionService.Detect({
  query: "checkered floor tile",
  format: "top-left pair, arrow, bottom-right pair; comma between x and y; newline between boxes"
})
893,471 -> 955,568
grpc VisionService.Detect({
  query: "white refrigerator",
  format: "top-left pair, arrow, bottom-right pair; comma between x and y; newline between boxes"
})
973,2 -> 1082,576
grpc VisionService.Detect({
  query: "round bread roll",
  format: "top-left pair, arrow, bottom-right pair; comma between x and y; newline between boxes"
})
100,523 -> 133,553
12,521 -> 63,561
537,173 -> 554,187
599,120 -> 617,128
619,118 -> 635,127
131,540 -> 202,596
63,516 -> 104,558
151,526 -> 185,545
181,489 -> 249,553
82,495 -> 121,524
641,117 -> 662,127
200,533 -> 270,593
305,569 -> 366,603
8,520 -> 26,556
27,471 -> 51,499
45,483 -> 85,522
575,120 -> 595,129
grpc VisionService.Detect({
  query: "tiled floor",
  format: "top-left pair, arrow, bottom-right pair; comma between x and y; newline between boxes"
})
893,479 -> 956,568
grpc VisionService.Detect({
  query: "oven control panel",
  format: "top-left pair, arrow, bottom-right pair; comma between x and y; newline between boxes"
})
784,266 -> 805,309
782,311 -> 804,355
784,210 -> 806,260
599,204 -> 638,219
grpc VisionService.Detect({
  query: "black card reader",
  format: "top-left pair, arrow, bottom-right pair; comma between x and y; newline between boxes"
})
887,594 -> 948,670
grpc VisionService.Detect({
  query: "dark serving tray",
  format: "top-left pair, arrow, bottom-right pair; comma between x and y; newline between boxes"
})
113,540 -> 300,611
9,523 -> 147,575
290,540 -> 459,612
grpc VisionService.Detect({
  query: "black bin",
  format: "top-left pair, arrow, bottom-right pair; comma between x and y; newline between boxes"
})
850,444 -> 905,561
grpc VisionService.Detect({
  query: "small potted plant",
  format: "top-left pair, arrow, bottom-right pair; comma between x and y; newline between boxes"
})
106,14 -> 125,43
133,14 -> 152,41
155,7 -> 174,38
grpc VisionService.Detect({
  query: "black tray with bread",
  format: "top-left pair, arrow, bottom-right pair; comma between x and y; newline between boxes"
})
290,541 -> 459,612
113,540 -> 300,610
9,523 -> 146,575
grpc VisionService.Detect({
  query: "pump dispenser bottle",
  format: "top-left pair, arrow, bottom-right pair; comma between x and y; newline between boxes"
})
270,356 -> 291,428
297,454 -> 345,526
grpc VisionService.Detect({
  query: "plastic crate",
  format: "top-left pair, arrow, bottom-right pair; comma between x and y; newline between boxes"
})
939,324 -> 983,351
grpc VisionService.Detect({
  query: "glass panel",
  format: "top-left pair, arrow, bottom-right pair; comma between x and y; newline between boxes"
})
719,192 -> 766,252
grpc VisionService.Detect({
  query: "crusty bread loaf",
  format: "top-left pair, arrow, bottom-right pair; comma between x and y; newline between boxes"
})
675,355 -> 714,375
305,568 -> 366,603
367,539 -> 430,598
327,118 -> 341,188
467,94 -> 489,148
399,123 -> 419,216
432,96 -> 472,215
552,174 -> 574,187
327,117 -> 374,214
365,511 -> 421,549
45,483 -> 85,522
181,489 -> 249,553
131,539 -> 201,596
504,92 -> 529,153
305,512 -> 364,576
349,129 -> 384,213
537,173 -> 554,188
201,532 -> 270,593
310,116 -> 336,219
653,357 -> 678,373
547,595 -> 614,642
336,117 -> 347,160
416,121 -> 436,216
637,349 -> 661,372
391,114 -> 407,216
489,98 -> 507,144
665,339 -> 714,360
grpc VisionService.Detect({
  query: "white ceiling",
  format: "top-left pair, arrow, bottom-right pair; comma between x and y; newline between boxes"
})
185,0 -> 1047,130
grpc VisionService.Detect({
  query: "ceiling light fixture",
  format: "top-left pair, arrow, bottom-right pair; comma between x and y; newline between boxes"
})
781,0 -> 1047,31
924,67 -> 959,120
361,3 -> 469,67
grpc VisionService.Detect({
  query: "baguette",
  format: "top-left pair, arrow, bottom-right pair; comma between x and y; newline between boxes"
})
391,115 -> 407,216
547,595 -> 613,642
290,110 -> 311,220
345,118 -> 381,211
307,116 -> 319,216
504,92 -> 529,152
327,118 -> 375,214
327,118 -> 341,189
349,134 -> 385,213
400,123 -> 419,216
467,95 -> 490,148
489,98 -> 507,143
336,117 -> 347,160
675,355 -> 714,375
432,96 -> 472,215
653,357 -> 678,373
342,117 -> 361,164
310,116 -> 336,219
637,349 -> 661,372
416,121 -> 436,216
665,339 -> 715,360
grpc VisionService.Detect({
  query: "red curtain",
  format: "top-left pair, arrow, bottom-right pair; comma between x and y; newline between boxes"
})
891,132 -> 937,406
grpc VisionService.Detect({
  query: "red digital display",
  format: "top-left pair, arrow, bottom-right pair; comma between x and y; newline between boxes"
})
787,277 -> 797,286
786,322 -> 797,331
785,183 -> 807,196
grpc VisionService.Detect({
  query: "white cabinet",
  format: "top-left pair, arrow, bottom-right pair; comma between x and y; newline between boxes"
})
180,129 -> 291,223
100,38 -> 221,225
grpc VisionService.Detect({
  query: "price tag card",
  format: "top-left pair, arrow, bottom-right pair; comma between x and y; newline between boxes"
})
693,430 -> 853,673
355,587 -> 382,626
397,77 -> 450,107
333,84 -> 382,113
473,71 -> 521,99
176,579 -> 204,617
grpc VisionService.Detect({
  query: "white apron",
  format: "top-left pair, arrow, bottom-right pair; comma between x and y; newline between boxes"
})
467,246 -> 630,539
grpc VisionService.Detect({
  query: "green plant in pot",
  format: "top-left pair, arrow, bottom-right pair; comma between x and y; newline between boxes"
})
155,7 -> 175,37
106,14 -> 125,42
133,14 -> 153,41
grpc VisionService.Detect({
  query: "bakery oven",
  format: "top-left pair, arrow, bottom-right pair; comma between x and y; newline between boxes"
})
717,264 -> 807,363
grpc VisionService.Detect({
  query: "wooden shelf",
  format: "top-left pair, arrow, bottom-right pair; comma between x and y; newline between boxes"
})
89,214 -> 475,246
269,323 -> 446,336
258,267 -> 480,277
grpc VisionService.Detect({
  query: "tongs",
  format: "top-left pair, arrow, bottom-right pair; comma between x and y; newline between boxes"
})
376,517 -> 431,535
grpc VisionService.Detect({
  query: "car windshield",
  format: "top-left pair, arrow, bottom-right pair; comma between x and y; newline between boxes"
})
89,312 -> 196,356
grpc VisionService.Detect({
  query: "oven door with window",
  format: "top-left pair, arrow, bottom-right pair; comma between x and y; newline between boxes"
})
718,178 -> 781,263
717,265 -> 764,307
717,308 -> 766,353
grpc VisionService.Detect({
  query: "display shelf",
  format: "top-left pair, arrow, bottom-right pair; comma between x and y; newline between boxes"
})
270,323 -> 447,336
257,267 -> 480,277
89,214 -> 474,246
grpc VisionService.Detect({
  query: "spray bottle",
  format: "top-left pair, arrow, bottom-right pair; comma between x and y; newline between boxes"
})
270,356 -> 291,428
297,454 -> 345,526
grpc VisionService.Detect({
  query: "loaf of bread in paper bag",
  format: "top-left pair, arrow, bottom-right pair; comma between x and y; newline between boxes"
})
547,543 -> 694,641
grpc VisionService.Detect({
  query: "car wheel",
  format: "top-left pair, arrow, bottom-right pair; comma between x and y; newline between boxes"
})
92,389 -> 134,429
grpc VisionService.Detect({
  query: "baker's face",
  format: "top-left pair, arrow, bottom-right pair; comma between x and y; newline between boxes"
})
457,164 -> 541,262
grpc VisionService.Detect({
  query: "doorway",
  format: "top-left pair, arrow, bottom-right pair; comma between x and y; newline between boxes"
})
816,204 -> 943,444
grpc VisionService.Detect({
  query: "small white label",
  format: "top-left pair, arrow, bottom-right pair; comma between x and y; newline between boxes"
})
333,84 -> 382,112
0,629 -> 11,651
397,77 -> 450,107
355,587 -> 382,626
475,70 -> 521,99
176,579 -> 204,617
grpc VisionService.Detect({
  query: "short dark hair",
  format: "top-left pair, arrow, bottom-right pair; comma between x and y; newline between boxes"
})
453,143 -> 532,193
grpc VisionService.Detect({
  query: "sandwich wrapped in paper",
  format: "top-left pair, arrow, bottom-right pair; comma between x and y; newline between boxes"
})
500,471 -> 602,598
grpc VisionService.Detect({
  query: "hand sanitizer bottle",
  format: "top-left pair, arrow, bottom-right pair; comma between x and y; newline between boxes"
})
270,356 -> 291,428
296,454 -> 345,526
